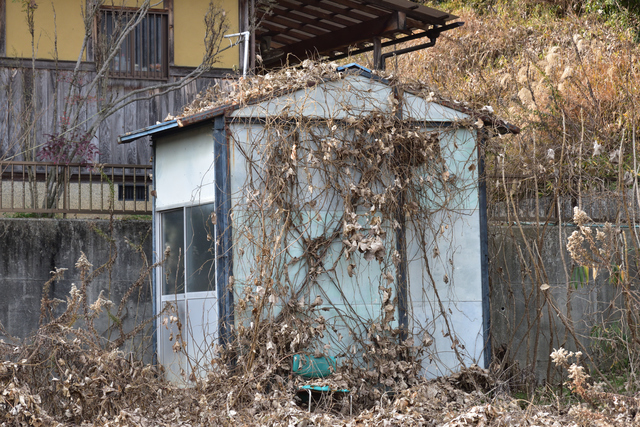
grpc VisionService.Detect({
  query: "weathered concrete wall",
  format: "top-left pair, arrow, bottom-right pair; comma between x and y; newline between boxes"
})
489,192 -> 639,223
0,218 -> 625,380
489,224 -> 621,382
0,218 -> 153,358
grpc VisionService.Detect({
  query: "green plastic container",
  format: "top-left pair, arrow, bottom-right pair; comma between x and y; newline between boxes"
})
292,354 -> 337,379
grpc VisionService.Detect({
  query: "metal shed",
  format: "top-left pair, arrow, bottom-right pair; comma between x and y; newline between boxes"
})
120,63 -> 517,383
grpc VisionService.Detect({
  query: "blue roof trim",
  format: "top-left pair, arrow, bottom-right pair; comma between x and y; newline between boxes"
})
337,62 -> 392,86
337,63 -> 373,75
118,104 -> 233,144
118,120 -> 179,144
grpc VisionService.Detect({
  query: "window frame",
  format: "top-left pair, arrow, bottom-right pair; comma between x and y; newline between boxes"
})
98,6 -> 169,80
158,202 -> 217,299
157,203 -> 219,384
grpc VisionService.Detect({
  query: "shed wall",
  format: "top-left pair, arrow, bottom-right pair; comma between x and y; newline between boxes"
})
155,124 -> 215,210
227,121 -> 486,376
151,74 -> 488,380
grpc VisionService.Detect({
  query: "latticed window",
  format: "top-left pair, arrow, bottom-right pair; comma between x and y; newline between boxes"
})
117,184 -> 149,201
99,7 -> 168,80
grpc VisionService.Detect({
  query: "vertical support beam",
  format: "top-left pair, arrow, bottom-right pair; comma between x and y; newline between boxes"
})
0,0 -> 4,57
249,0 -> 255,74
214,115 -> 234,350
372,36 -> 383,71
239,0 -> 248,70
478,132 -> 492,368
166,0 -> 174,67
393,86 -> 408,340
151,140 -> 158,367
395,200 -> 408,340
238,0 -> 254,74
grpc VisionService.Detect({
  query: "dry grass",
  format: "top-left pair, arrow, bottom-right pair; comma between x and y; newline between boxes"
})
389,0 -> 640,399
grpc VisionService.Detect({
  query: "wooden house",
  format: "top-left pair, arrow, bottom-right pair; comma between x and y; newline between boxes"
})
0,0 -> 240,164
0,0 -> 461,215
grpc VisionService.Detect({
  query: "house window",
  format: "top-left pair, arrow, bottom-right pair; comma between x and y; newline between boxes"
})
99,7 -> 168,80
161,203 -> 216,295
118,184 -> 149,201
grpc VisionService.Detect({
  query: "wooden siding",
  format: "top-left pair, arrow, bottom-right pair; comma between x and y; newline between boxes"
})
4,0 -> 239,68
0,0 -> 5,57
0,63 -> 233,166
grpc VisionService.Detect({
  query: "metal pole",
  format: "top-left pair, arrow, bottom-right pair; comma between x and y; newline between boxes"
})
372,37 -> 382,70
224,31 -> 251,77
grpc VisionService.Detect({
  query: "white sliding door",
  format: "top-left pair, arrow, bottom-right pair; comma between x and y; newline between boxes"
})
157,203 -> 218,383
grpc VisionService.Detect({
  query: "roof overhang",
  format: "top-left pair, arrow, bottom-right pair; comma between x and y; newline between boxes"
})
117,104 -> 235,144
255,0 -> 461,69
118,64 -> 518,145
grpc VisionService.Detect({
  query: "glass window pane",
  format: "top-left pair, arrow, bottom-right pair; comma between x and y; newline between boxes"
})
149,16 -> 156,68
105,13 -> 112,37
122,29 -> 129,72
162,209 -> 185,295
186,203 -> 216,292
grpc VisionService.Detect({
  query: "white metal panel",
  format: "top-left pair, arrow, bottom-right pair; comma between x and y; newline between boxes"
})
416,128 -> 479,212
404,125 -> 483,374
157,299 -> 187,383
230,75 -> 393,120
157,297 -> 219,384
406,210 -> 482,304
402,92 -> 470,122
412,300 -> 485,377
227,123 -> 258,205
156,125 -> 216,210
405,210 -> 484,373
186,297 -> 219,378
442,129 -> 479,211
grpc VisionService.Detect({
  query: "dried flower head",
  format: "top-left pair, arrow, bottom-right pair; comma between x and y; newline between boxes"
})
75,252 -> 93,271
572,207 -> 590,226
551,347 -> 571,366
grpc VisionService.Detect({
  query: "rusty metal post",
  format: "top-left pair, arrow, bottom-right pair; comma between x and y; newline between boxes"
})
372,37 -> 383,71
63,165 -> 68,213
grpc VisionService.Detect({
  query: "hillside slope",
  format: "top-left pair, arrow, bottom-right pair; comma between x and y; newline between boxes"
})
393,0 -> 639,188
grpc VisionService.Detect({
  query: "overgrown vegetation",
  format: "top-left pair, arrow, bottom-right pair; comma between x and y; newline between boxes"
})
4,0 -> 640,425
395,0 -> 640,411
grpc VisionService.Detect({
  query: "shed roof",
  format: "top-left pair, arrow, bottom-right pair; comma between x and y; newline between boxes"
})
255,0 -> 460,68
118,63 -> 518,144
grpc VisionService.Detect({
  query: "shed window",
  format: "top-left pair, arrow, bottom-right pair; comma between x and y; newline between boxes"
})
161,203 -> 216,295
99,7 -> 168,80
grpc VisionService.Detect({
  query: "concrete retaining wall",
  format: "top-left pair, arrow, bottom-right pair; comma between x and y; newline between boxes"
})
0,218 -> 153,358
0,218 -> 627,381
489,223 -> 623,382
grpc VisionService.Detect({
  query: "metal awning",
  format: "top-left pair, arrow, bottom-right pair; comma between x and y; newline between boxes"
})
254,0 -> 461,69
